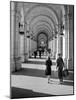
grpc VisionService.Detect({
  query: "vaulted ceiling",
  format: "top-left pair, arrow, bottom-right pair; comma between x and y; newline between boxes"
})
16,2 -> 65,41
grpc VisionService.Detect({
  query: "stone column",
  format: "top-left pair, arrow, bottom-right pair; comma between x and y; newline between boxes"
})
67,6 -> 74,70
27,36 -> 31,58
64,6 -> 69,68
19,7 -> 25,62
56,17 -> 63,60
24,23 -> 30,61
20,34 -> 24,62
56,34 -> 63,59
14,4 -> 22,70
27,37 -> 30,57
54,37 -> 57,59
51,40 -> 53,57
64,5 -> 74,70
53,38 -> 56,59
10,2 -> 21,72
58,10 -> 63,57
10,2 -> 16,72
68,6 -> 74,70
58,36 -> 63,56
24,24 -> 28,61
56,34 -> 59,59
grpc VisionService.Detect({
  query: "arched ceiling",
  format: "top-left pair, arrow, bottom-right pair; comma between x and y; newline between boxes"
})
31,22 -> 53,38
37,33 -> 48,47
26,5 -> 58,24
30,15 -> 55,32
16,2 -> 65,41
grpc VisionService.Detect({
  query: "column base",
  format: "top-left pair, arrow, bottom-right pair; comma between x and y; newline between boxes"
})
20,55 -> 25,62
10,57 -> 22,72
24,53 -> 29,62
64,58 -> 74,70
14,57 -> 22,72
68,58 -> 74,70
10,60 -> 15,72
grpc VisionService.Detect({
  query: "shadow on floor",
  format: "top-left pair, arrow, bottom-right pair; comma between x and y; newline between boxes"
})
12,68 -> 46,77
48,80 -> 74,86
23,60 -> 56,65
11,87 -> 54,99
12,68 -> 74,86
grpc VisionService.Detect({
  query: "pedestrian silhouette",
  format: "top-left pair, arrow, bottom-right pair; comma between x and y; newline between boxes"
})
45,57 -> 52,83
56,53 -> 64,84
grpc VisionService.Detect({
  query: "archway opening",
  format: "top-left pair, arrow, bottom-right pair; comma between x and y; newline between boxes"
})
37,32 -> 48,49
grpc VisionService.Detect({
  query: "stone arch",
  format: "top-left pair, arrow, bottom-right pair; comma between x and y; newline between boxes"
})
34,27 -> 51,39
24,4 -> 59,23
31,20 -> 53,33
31,23 -> 52,37
29,14 -> 56,31
37,32 -> 48,49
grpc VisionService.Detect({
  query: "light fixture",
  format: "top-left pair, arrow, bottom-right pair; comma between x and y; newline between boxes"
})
26,35 -> 30,38
26,30 -> 30,38
59,32 -> 64,37
61,25 -> 64,30
19,22 -> 24,35
19,31 -> 24,35
55,35 -> 57,38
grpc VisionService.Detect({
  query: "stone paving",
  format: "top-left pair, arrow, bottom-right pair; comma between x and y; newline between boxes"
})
11,58 -> 74,99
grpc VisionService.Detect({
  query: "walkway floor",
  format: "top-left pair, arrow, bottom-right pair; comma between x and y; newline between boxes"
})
11,58 -> 74,99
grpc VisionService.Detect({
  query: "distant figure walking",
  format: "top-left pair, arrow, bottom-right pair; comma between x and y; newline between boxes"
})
56,53 -> 64,84
45,57 -> 52,83
39,50 -> 41,58
34,50 -> 37,58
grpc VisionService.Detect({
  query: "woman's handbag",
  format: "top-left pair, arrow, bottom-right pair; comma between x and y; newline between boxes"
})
45,69 -> 48,75
62,68 -> 69,77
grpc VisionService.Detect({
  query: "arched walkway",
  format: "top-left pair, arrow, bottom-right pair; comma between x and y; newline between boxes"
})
10,2 -> 74,98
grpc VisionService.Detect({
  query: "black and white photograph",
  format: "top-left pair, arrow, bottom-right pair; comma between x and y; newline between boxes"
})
10,1 -> 74,99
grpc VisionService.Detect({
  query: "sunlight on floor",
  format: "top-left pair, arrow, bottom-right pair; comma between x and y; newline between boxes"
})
22,63 -> 57,71
11,75 -> 73,95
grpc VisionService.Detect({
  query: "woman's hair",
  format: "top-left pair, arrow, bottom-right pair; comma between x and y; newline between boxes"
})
58,53 -> 61,56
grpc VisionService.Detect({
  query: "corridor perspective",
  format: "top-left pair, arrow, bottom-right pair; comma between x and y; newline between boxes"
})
10,1 -> 74,99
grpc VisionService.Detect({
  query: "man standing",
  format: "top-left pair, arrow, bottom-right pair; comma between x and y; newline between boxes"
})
56,53 -> 64,84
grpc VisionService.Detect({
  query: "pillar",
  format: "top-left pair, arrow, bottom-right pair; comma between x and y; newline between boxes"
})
27,37 -> 30,57
68,6 -> 74,70
24,23 -> 30,61
56,10 -> 63,59
19,6 -> 25,62
52,38 -> 56,59
56,35 -> 63,61
56,34 -> 59,59
10,2 -> 21,72
10,2 -> 16,72
24,26 -> 28,61
64,5 -> 74,70
54,38 -> 57,59
20,34 -> 24,62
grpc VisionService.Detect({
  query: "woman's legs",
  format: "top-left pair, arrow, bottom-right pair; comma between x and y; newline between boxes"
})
60,78 -> 63,83
60,71 -> 63,83
48,75 -> 51,83
58,69 -> 63,84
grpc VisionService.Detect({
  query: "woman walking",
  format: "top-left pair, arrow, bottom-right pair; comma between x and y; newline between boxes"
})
45,57 -> 52,83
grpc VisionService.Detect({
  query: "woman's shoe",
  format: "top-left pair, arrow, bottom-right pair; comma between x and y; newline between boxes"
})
48,80 -> 50,84
59,81 -> 63,84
